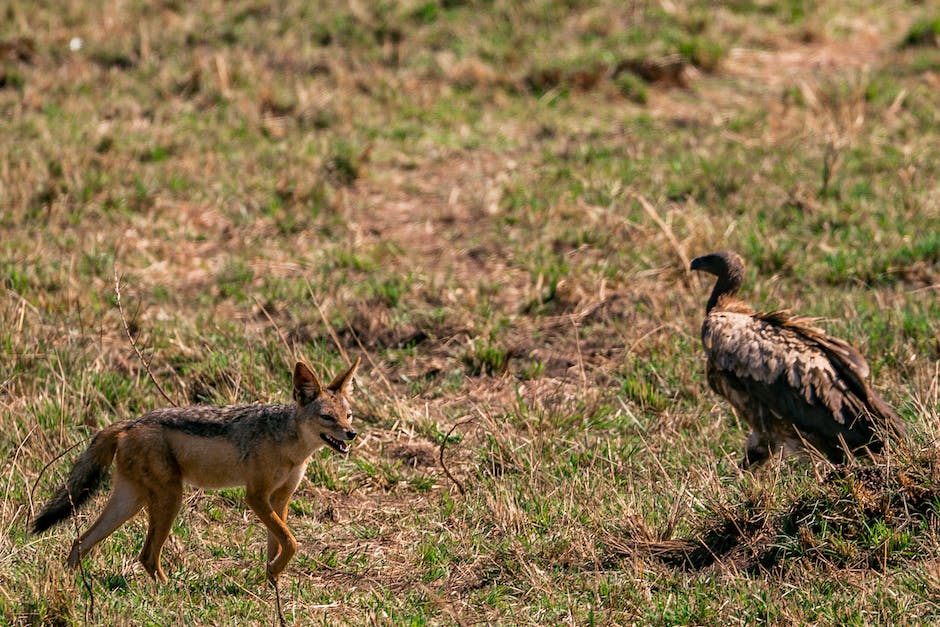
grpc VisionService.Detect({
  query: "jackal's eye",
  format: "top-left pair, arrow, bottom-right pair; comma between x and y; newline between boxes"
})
319,413 -> 337,422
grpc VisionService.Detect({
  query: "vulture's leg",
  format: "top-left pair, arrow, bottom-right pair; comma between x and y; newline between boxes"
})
741,432 -> 772,469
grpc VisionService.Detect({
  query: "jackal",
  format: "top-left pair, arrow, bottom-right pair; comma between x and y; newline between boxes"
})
31,357 -> 361,583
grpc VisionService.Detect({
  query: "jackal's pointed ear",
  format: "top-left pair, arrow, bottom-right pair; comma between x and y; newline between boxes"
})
293,362 -> 322,405
327,355 -> 361,394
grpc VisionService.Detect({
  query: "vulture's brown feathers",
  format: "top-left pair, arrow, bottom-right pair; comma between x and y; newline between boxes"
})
691,251 -> 904,468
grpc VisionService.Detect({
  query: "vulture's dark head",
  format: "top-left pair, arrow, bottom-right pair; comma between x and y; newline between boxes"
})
691,250 -> 745,312
690,250 -> 745,278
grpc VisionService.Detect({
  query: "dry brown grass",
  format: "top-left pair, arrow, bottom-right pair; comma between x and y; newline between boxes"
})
2,0 -> 940,624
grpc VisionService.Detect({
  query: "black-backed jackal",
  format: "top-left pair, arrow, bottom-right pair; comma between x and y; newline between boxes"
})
32,357 -> 361,583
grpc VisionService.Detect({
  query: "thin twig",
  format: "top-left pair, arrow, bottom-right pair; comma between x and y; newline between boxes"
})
77,527 -> 95,623
570,315 -> 587,388
29,436 -> 95,617
253,296 -> 295,368
67,487 -> 95,623
418,583 -> 467,627
8,426 -> 37,515
113,267 -> 177,407
631,192 -> 691,277
439,416 -> 476,496
538,296 -> 608,331
272,579 -> 287,627
339,316 -> 396,396
304,281 -> 350,364
27,440 -> 81,528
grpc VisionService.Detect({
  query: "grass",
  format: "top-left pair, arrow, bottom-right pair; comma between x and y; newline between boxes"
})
1,0 -> 940,624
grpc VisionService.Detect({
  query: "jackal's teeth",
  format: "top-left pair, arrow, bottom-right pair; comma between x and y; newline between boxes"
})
320,433 -> 350,454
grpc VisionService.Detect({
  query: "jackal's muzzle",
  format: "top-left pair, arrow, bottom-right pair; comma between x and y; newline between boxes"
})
321,428 -> 356,454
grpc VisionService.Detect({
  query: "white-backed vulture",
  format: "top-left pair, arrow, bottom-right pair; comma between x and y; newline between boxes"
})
690,250 -> 905,468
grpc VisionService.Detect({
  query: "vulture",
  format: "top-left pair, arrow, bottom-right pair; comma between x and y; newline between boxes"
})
690,250 -> 904,468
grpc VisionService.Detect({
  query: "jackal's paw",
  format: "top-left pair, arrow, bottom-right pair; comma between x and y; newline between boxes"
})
265,563 -> 280,583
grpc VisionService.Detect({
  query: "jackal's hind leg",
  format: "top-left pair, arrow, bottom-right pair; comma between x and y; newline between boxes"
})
139,487 -> 183,583
67,473 -> 144,569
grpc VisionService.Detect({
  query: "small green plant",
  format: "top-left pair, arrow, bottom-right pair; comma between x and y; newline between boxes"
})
901,16 -> 940,48
463,339 -> 510,376
216,259 -> 254,301
619,368 -> 670,413
614,71 -> 648,104
368,275 -> 411,308
323,141 -> 362,187
677,37 -> 725,72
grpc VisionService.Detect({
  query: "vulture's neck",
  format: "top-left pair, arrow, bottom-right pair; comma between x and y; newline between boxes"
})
706,274 -> 743,314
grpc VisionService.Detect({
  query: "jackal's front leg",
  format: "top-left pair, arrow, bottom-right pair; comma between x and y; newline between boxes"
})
246,489 -> 297,581
264,468 -> 305,568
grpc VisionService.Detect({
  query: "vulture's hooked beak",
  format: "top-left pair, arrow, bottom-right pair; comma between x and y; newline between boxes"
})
690,256 -> 709,272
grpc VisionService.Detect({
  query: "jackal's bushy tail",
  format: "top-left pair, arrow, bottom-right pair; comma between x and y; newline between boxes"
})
31,424 -> 122,534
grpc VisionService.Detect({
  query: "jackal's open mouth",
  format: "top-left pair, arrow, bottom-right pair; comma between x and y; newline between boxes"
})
321,433 -> 350,454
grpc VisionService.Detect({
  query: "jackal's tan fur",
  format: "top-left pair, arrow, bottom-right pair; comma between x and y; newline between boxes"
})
32,357 -> 361,583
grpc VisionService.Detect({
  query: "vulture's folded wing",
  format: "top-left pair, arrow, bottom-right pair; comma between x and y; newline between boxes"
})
703,309 -> 895,450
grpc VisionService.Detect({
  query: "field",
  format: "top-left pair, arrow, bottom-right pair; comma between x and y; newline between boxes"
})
2,0 -> 940,624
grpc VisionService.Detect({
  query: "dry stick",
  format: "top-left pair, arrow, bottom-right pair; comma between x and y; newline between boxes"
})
625,324 -> 666,356
66,489 -> 95,623
76,528 -> 95,623
338,315 -> 396,396
29,438 -> 92,620
303,282 -> 403,414
418,583 -> 468,627
27,439 -> 80,527
569,315 -> 587,389
113,268 -> 178,407
439,415 -> 477,496
248,297 -> 294,627
253,296 -> 296,367
10,426 -> 37,515
538,296 -> 608,331
272,580 -> 286,627
304,281 -> 349,364
791,427 -> 832,484
631,192 -> 691,278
